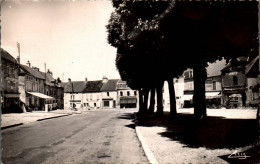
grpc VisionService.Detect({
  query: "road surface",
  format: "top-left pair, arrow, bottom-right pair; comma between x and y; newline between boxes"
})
2,109 -> 148,164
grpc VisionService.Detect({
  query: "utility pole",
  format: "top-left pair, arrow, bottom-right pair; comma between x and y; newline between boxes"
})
17,42 -> 20,73
44,63 -> 46,94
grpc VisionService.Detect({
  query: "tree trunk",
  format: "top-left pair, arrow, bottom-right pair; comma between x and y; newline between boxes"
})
143,88 -> 149,111
156,80 -> 164,116
167,78 -> 177,117
138,89 -> 144,113
193,62 -> 207,120
148,87 -> 156,113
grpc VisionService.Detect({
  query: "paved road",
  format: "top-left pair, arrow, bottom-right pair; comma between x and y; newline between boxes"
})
2,109 -> 148,164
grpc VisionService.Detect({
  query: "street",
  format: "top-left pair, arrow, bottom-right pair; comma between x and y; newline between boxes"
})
2,109 -> 148,164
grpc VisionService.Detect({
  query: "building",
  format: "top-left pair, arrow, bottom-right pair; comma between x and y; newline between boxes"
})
63,78 -> 87,109
19,61 -> 63,110
221,56 -> 259,108
100,77 -> 119,109
83,79 -> 103,109
183,59 -> 227,108
63,77 -> 139,110
1,49 -> 20,112
117,79 -> 138,108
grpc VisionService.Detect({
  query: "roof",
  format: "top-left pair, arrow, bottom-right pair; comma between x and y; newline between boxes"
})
20,65 -> 45,79
39,72 -> 55,86
83,80 -> 103,93
206,59 -> 227,77
1,48 -> 17,63
64,81 -> 87,93
101,79 -> 119,91
245,56 -> 259,75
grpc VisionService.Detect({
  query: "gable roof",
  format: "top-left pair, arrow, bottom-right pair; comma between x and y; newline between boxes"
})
1,48 -> 17,63
20,65 -> 45,79
39,72 -> 55,86
83,80 -> 103,93
63,81 -> 87,93
245,56 -> 259,75
101,79 -> 119,92
206,59 -> 227,77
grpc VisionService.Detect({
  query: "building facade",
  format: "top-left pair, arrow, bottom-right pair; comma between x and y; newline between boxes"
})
63,77 -> 139,110
1,49 -> 20,112
117,80 -> 138,108
19,62 -> 63,110
222,56 -> 259,108
183,59 -> 226,108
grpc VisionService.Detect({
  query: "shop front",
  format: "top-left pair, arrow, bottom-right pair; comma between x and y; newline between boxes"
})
120,97 -> 137,108
27,92 -> 55,111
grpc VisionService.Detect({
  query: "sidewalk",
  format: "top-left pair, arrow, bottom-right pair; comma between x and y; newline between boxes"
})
1,109 -> 79,129
135,108 -> 259,164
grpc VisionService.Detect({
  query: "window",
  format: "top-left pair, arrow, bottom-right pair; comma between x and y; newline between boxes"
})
71,95 -> 74,100
104,101 -> 109,107
233,76 -> 238,85
94,103 -> 96,107
107,92 -> 109,96
127,91 -> 130,96
213,81 -> 216,90
134,91 -> 137,96
120,91 -> 123,96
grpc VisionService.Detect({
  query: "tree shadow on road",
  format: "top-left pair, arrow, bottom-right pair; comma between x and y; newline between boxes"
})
136,112 -> 258,149
117,113 -> 136,129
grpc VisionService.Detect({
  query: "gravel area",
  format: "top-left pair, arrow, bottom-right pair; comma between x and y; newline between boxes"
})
136,108 -> 258,163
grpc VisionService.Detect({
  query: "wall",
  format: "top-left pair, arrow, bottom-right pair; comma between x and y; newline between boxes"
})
1,59 -> 19,93
101,91 -> 117,108
82,92 -> 102,109
222,73 -> 246,87
246,78 -> 259,104
64,93 -> 83,109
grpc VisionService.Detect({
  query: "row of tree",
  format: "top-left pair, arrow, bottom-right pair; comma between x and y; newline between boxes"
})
107,0 -> 258,120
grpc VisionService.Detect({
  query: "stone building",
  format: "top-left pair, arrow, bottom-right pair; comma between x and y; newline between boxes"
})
221,56 -> 259,108
182,59 -> 226,108
117,79 -> 138,108
1,49 -> 20,112
19,61 -> 63,110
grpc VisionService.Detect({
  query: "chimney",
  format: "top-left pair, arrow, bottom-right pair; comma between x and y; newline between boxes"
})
68,78 -> 71,82
47,69 -> 53,76
85,78 -> 88,83
102,76 -> 108,83
26,60 -> 31,67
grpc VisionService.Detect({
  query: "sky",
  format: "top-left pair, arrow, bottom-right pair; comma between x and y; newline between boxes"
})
1,0 -> 120,82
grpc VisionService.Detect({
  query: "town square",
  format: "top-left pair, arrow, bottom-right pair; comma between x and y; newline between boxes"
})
1,0 -> 259,163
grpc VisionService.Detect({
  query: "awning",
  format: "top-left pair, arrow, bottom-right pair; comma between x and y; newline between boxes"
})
120,98 -> 137,104
27,92 -> 54,99
182,94 -> 193,101
206,92 -> 221,99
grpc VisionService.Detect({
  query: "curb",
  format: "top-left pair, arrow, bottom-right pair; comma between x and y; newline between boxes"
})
1,123 -> 24,130
134,113 -> 158,164
37,114 -> 72,121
